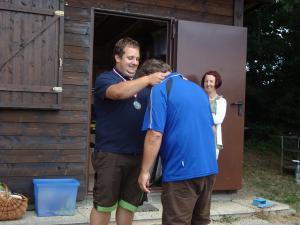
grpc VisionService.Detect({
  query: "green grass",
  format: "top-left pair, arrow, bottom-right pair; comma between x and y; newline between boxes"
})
243,139 -> 300,212
219,215 -> 240,223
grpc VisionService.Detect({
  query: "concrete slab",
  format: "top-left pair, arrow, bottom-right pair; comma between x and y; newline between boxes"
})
0,194 -> 293,225
211,200 -> 256,218
232,198 -> 294,215
0,210 -> 87,225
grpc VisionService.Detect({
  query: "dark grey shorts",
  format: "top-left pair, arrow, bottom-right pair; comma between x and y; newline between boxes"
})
92,151 -> 146,212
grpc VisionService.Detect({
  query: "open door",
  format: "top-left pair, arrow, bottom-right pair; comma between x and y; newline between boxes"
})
89,9 -> 173,192
175,20 -> 247,190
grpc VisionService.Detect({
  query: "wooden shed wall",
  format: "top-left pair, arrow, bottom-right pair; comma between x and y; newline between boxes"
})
0,5 -> 91,201
68,0 -> 234,25
0,0 -> 234,201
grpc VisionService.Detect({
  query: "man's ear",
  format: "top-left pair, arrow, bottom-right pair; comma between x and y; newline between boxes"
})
115,54 -> 121,63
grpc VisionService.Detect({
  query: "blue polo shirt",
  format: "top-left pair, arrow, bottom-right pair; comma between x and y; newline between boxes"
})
142,72 -> 218,182
94,69 -> 149,154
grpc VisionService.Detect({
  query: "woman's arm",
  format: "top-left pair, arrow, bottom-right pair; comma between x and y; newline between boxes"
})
212,97 -> 227,125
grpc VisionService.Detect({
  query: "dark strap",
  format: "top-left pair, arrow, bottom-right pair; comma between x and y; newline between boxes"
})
166,78 -> 173,98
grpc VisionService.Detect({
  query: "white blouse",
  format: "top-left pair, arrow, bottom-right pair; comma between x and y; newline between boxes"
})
212,96 -> 227,147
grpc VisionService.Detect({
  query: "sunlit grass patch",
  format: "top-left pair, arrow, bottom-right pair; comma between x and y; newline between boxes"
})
244,140 -> 300,212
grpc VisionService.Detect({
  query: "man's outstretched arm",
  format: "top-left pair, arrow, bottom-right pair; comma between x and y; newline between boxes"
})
138,130 -> 163,193
106,72 -> 167,100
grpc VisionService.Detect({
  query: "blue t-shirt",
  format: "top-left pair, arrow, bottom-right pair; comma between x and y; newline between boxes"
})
94,69 -> 149,154
143,72 -> 218,182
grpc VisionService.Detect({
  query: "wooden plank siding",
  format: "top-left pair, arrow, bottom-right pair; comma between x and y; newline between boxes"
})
0,2 -> 91,201
67,0 -> 234,25
2,176 -> 86,203
0,150 -> 86,163
1,0 -> 236,202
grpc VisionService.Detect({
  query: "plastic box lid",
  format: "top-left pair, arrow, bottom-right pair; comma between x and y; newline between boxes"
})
33,178 -> 80,187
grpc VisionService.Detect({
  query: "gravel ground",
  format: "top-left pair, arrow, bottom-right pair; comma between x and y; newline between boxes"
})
78,214 -> 300,225
211,214 -> 300,225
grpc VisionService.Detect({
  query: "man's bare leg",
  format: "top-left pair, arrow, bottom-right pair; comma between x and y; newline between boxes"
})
116,206 -> 134,225
90,207 -> 111,225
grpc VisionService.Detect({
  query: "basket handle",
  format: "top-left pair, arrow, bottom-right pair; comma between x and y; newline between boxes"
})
0,183 -> 10,198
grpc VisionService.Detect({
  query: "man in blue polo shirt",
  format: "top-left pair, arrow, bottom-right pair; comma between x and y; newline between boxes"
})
138,59 -> 218,225
91,39 -> 167,225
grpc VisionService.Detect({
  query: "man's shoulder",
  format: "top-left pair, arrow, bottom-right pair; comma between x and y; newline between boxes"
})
150,81 -> 168,96
96,70 -> 114,79
151,76 -> 181,96
95,70 -> 120,84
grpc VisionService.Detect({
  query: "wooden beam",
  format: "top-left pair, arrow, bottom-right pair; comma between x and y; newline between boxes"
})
0,2 -> 55,16
234,0 -> 244,26
0,104 -> 61,110
0,85 -> 56,93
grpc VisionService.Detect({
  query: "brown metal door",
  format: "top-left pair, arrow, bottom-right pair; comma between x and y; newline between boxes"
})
175,20 -> 247,190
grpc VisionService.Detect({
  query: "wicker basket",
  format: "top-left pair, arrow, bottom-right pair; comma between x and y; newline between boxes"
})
0,183 -> 28,221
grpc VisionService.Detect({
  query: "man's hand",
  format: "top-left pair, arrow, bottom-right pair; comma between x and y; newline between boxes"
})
138,170 -> 151,193
105,72 -> 168,100
138,130 -> 163,193
147,72 -> 168,86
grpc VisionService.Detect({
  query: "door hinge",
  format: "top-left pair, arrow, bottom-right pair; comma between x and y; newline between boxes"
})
59,58 -> 63,68
52,87 -> 63,93
172,21 -> 176,39
54,10 -> 64,16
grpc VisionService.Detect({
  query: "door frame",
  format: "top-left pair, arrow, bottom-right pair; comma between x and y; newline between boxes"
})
93,8 -> 175,65
87,7 -> 175,193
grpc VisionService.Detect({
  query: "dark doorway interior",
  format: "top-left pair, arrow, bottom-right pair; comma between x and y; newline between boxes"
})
89,11 -> 170,192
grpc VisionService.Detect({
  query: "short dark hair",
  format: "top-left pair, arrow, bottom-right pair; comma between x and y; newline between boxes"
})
201,70 -> 222,89
137,59 -> 172,77
113,37 -> 140,59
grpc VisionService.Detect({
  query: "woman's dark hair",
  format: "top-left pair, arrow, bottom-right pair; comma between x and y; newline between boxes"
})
201,70 -> 222,89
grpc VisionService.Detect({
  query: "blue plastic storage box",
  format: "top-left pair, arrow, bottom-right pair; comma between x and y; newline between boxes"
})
33,178 -> 80,216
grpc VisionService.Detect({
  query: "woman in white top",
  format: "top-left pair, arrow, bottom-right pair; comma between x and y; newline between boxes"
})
201,71 -> 227,159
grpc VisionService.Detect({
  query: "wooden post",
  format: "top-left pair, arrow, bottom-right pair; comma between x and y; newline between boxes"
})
234,0 -> 244,26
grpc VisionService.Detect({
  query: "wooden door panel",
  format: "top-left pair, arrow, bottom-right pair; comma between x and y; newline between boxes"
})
0,0 -> 64,109
176,20 -> 247,190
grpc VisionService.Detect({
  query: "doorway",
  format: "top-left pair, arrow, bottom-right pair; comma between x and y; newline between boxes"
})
88,10 -> 172,192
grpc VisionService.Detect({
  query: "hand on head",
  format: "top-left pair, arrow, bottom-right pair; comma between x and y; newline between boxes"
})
138,59 -> 171,86
147,72 -> 168,86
